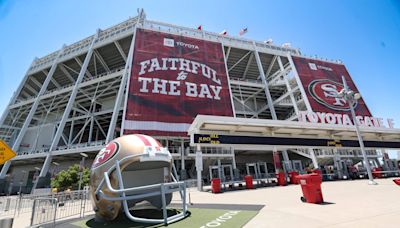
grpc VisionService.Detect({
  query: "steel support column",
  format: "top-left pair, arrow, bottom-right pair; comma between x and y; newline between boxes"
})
277,56 -> 299,115
282,150 -> 290,162
106,25 -> 137,142
286,53 -> 313,112
195,145 -> 203,191
309,148 -> 319,169
33,31 -> 100,191
0,59 -> 37,128
231,147 -> 239,179
0,47 -> 65,180
333,149 -> 342,178
252,42 -> 277,120
180,139 -> 186,180
221,41 -> 236,117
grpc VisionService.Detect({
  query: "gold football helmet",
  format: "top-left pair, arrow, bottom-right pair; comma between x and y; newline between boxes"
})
89,134 -> 187,224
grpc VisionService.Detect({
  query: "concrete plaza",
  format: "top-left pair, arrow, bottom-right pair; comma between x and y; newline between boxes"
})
188,177 -> 400,228
5,177 -> 400,227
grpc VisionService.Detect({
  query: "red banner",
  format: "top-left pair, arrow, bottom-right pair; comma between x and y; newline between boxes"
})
292,56 -> 371,116
123,29 -> 234,136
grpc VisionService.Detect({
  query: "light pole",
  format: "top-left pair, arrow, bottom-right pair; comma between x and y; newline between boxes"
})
337,76 -> 377,185
31,167 -> 41,194
78,153 -> 88,191
19,170 -> 27,195
51,162 -> 60,179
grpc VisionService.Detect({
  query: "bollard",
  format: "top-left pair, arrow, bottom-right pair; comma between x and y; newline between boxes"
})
276,172 -> 287,186
211,178 -> 221,193
245,175 -> 254,189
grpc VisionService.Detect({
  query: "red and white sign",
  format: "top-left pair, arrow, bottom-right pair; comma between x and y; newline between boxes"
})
292,56 -> 371,116
123,28 -> 234,136
92,142 -> 119,168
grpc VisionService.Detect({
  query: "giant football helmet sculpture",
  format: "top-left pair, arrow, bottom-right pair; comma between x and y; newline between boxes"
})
90,134 -> 187,224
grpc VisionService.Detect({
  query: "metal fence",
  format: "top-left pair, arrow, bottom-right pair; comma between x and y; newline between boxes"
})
30,190 -> 92,227
0,180 -> 198,227
0,190 -> 92,228
30,198 -> 57,227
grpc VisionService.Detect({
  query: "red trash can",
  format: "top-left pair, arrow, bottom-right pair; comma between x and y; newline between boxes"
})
312,169 -> 321,175
211,178 -> 221,193
245,175 -> 254,189
289,171 -> 299,184
372,167 -> 383,178
276,172 -> 287,186
298,173 -> 324,204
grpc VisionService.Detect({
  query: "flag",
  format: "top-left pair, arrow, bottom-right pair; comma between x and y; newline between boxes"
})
239,27 -> 248,36
197,25 -> 202,30
264,38 -> 273,44
219,29 -> 227,35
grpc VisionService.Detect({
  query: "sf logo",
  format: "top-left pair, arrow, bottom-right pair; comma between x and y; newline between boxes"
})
308,79 -> 357,111
92,142 -> 118,168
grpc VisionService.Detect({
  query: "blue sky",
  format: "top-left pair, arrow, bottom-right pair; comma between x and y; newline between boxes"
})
0,0 -> 399,154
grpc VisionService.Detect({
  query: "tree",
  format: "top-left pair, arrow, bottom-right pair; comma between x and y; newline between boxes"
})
51,164 -> 90,191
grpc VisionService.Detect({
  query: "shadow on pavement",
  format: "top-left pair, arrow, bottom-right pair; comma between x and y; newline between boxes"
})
85,209 -> 188,228
319,202 -> 335,205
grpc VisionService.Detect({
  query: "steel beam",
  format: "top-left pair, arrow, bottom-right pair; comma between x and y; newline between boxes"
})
59,64 -> 77,83
252,42 -> 277,120
30,77 -> 42,89
221,41 -> 237,117
0,46 -> 65,179
24,83 -> 38,95
228,51 -> 251,72
277,56 -> 299,115
94,50 -> 111,73
33,31 -> 100,191
0,59 -> 36,129
286,53 -> 313,112
114,41 -> 127,62
75,57 -> 93,78
242,53 -> 253,79
9,68 -> 122,109
108,25 -> 137,141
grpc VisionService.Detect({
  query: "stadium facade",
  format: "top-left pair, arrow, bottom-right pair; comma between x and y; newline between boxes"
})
0,10 -> 399,194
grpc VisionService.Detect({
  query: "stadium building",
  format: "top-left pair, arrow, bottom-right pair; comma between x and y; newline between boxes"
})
0,10 -> 399,194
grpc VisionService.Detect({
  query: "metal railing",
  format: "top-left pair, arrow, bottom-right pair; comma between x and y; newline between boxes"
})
0,179 -> 198,227
0,190 -> 92,228
30,198 -> 57,227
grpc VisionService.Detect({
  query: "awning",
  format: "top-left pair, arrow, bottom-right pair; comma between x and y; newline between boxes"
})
188,115 -> 400,150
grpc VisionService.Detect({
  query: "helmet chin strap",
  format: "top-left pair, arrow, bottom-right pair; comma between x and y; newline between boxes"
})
95,155 -> 189,225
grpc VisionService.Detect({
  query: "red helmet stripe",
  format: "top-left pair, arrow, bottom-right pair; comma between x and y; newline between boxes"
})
145,135 -> 162,147
136,134 -> 152,147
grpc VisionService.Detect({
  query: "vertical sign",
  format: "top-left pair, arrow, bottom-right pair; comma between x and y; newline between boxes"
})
292,56 -> 371,116
123,29 -> 233,136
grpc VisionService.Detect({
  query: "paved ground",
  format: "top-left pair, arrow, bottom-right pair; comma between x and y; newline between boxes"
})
187,177 -> 400,228
4,177 -> 400,227
65,208 -> 258,228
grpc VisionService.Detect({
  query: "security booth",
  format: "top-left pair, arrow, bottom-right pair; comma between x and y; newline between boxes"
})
189,115 -> 400,191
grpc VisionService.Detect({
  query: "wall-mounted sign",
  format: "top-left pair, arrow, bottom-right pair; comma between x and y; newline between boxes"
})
298,111 -> 395,128
292,56 -> 371,116
123,28 -> 233,136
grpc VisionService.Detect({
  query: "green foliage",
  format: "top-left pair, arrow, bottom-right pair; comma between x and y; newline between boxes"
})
51,164 -> 90,191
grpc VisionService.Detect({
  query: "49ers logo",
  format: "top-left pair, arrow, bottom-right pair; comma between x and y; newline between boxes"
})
92,142 -> 119,168
308,79 -> 357,111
